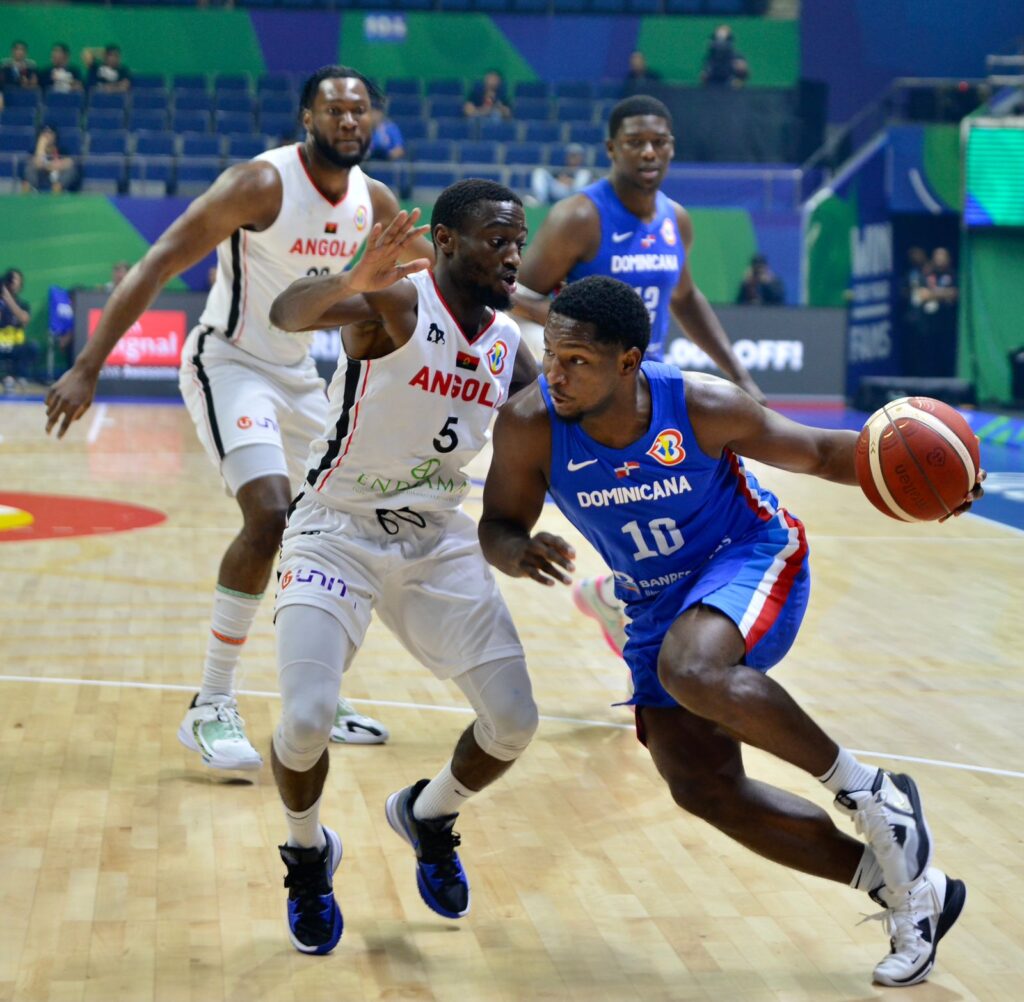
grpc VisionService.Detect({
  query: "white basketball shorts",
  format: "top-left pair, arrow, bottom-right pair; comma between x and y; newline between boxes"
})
179,325 -> 328,492
275,494 -> 524,679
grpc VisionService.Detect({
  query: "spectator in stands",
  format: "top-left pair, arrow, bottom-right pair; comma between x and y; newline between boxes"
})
0,268 -> 38,390
104,261 -> 131,293
369,102 -> 406,162
623,50 -> 661,95
529,144 -> 592,206
84,44 -> 131,93
40,43 -> 83,94
22,125 -> 77,194
736,253 -> 785,305
1,41 -> 38,90
700,25 -> 749,88
464,70 -> 511,121
919,246 -> 959,376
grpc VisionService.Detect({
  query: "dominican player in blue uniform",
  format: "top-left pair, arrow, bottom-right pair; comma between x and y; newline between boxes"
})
480,277 -> 981,989
516,95 -> 765,653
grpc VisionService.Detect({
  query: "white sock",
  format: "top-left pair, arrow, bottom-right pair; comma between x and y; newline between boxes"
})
596,574 -> 618,606
285,795 -> 326,850
850,845 -> 885,894
817,747 -> 879,796
198,585 -> 263,704
413,761 -> 477,820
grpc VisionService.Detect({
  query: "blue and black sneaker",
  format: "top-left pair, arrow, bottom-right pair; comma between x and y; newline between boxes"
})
385,779 -> 470,919
278,826 -> 343,955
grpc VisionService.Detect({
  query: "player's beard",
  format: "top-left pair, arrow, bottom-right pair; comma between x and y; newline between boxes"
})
310,125 -> 370,169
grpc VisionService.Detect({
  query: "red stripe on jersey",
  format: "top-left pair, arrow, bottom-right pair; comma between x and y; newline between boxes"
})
744,511 -> 808,652
317,360 -> 372,490
727,450 -> 773,522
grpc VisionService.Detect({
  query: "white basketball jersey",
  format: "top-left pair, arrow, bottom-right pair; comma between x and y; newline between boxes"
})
305,269 -> 522,513
199,144 -> 373,366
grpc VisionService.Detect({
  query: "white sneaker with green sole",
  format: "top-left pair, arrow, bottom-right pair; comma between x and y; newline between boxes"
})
330,697 -> 389,745
177,695 -> 263,771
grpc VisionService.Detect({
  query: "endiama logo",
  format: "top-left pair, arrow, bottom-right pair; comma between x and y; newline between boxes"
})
646,429 -> 686,467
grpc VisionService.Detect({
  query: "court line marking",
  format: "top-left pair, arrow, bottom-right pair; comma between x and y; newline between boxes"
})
2,673 -> 1021,780
86,403 -> 109,445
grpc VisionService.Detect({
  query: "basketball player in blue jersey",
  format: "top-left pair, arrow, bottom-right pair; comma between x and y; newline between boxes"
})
516,95 -> 765,657
43,67 -> 423,767
480,277 -> 983,988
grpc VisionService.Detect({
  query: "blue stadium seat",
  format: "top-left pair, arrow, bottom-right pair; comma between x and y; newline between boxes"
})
173,74 -> 207,91
514,98 -> 551,122
388,95 -> 423,119
625,0 -> 661,10
216,93 -> 253,115
552,0 -> 587,9
90,92 -> 127,112
44,91 -> 84,110
3,88 -> 40,109
81,157 -> 125,193
514,81 -> 550,100
364,161 -> 401,189
665,0 -> 702,9
438,0 -> 472,9
177,160 -> 223,195
385,78 -> 420,96
134,130 -> 176,157
460,141 -> 500,165
1,107 -> 37,128
478,120 -> 517,143
409,140 -> 457,163
506,167 -> 531,192
706,0 -> 744,11
87,130 -> 129,155
594,146 -> 611,168
412,165 -> 458,191
503,141 -> 544,166
429,96 -> 465,120
56,130 -> 82,156
510,0 -> 548,10
523,121 -> 562,143
568,123 -> 604,145
216,110 -> 256,135
86,109 -> 125,131
556,100 -> 593,123
461,166 -> 504,183
549,145 -> 588,167
181,133 -> 222,158
592,0 -> 627,10
0,154 -> 20,193
258,93 -> 295,116
132,74 -> 165,92
595,81 -> 624,99
555,82 -> 593,100
133,91 -> 169,111
227,134 -> 267,160
435,118 -> 474,141
394,0 -> 433,9
257,73 -> 292,93
130,109 -> 168,132
391,117 -> 428,142
175,92 -> 214,113
214,74 -> 250,92
129,156 -> 175,195
475,0 -> 512,10
172,110 -> 210,133
41,107 -> 81,130
0,127 -> 36,154
258,112 -> 298,140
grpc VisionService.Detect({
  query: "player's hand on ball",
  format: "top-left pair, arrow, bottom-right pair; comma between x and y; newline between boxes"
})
347,210 -> 430,294
517,532 -> 576,586
940,468 -> 986,522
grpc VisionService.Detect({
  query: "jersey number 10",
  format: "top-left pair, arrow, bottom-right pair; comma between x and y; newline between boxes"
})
622,517 -> 684,560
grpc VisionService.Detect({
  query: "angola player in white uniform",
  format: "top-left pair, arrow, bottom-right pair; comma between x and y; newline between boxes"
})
44,66 -> 427,768
266,180 -> 539,955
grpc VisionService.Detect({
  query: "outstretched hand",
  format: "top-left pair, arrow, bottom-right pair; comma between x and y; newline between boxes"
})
45,366 -> 97,439
346,209 -> 431,295
515,531 -> 576,587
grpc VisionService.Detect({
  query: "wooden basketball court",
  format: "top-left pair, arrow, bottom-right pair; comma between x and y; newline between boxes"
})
1,399 -> 1021,1002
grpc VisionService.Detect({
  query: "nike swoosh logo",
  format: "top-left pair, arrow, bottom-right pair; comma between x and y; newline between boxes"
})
567,458 -> 599,471
611,231 -> 633,243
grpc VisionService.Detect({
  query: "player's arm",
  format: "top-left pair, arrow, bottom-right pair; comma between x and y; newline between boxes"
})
513,195 -> 600,324
669,205 -> 767,404
687,374 -> 858,484
479,387 -> 576,586
45,161 -> 284,437
270,209 -> 429,332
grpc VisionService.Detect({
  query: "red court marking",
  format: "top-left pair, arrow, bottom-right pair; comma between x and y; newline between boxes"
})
0,492 -> 167,543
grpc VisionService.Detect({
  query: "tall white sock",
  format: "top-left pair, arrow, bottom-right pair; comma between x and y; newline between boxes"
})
818,747 -> 878,795
413,761 -> 477,820
285,795 -> 326,850
198,585 -> 262,704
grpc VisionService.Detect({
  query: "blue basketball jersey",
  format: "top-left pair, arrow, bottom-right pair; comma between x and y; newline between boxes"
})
566,178 -> 685,360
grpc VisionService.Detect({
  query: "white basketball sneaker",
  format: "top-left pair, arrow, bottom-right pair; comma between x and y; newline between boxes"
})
835,770 -> 932,890
177,695 -> 263,771
572,576 -> 628,657
869,867 -> 967,987
330,697 -> 389,745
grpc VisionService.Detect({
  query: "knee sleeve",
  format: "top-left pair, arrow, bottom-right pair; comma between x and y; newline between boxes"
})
454,656 -> 539,762
272,604 -> 348,772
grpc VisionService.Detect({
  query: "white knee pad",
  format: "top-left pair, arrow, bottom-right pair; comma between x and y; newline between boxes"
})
272,604 -> 348,773
454,656 -> 539,762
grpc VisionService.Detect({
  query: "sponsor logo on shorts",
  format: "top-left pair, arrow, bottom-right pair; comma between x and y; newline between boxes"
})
236,416 -> 280,432
283,568 -> 348,596
486,340 -> 508,375
280,570 -> 293,589
646,429 -> 686,467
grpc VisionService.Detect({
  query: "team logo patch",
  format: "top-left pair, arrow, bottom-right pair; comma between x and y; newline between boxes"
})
612,570 -> 640,594
354,206 -> 368,231
456,351 -> 479,371
615,461 -> 640,478
236,416 -> 252,429
646,429 -> 686,466
280,570 -> 293,589
640,234 -> 656,249
660,218 -> 676,246
324,221 -> 338,235
486,339 -> 508,375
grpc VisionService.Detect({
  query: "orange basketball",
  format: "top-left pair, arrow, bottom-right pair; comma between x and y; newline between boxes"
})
855,396 -> 980,522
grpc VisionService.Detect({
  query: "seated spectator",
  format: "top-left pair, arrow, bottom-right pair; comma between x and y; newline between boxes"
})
464,70 -> 511,121
0,268 -> 39,390
529,144 -> 592,206
23,126 -> 77,194
40,43 -> 83,93
701,25 -> 749,88
84,44 -> 131,93
1,40 -> 38,90
369,103 -> 406,162
736,253 -> 784,305
104,261 -> 131,293
623,50 -> 661,95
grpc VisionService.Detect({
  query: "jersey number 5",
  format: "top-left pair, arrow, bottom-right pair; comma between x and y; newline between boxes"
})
433,416 -> 459,454
621,517 -> 684,560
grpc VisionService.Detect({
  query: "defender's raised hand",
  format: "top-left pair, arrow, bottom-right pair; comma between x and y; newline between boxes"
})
346,209 -> 431,294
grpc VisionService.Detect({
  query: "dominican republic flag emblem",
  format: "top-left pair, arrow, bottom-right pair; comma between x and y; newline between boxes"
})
641,234 -> 656,249
324,222 -> 338,234
615,461 -> 640,478
456,351 -> 479,371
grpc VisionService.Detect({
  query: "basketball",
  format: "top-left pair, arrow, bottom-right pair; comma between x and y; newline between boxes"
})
855,396 -> 980,521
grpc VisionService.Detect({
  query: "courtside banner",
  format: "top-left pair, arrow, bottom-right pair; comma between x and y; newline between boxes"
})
90,308 -> 187,368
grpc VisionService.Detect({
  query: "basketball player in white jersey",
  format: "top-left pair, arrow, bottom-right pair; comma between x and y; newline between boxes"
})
264,180 -> 538,955
43,66 -> 425,768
